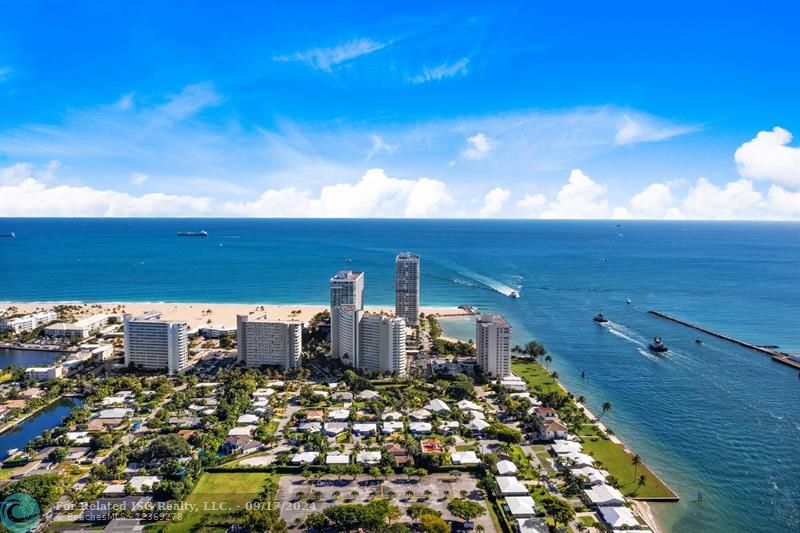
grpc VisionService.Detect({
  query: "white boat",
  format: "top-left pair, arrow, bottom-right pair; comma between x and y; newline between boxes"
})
626,298 -> 632,304
509,290 -> 520,298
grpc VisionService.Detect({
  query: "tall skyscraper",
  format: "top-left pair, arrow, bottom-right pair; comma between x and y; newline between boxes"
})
476,314 -> 512,378
236,314 -> 303,369
330,270 -> 364,359
395,252 -> 420,326
330,270 -> 365,309
124,312 -> 189,374
332,305 -> 362,366
359,314 -> 407,376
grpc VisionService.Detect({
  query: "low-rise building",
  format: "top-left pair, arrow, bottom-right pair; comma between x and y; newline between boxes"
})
44,314 -> 111,338
0,310 -> 57,333
24,365 -> 64,381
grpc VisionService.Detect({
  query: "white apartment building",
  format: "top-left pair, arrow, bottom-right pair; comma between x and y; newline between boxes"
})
332,305 -> 362,366
359,314 -> 407,376
44,314 -> 111,338
476,313 -> 512,378
236,314 -> 303,369
123,312 -> 189,374
395,252 -> 420,327
0,310 -> 58,334
25,365 -> 65,381
330,270 -> 365,359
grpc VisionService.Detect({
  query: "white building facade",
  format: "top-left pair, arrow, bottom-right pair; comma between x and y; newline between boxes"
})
395,252 -> 420,327
0,310 -> 57,334
476,313 -> 512,377
330,270 -> 364,359
236,314 -> 303,369
123,313 -> 189,374
44,314 -> 111,338
359,314 -> 407,376
332,305 -> 362,367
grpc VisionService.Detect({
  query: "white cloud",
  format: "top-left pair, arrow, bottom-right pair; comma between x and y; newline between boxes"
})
479,187 -> 511,217
410,57 -> 470,84
734,127 -> 800,189
541,169 -> 610,219
366,135 -> 395,161
629,182 -> 673,218
224,168 -> 452,218
130,173 -> 148,186
679,178 -> 763,220
115,93 -> 135,111
274,39 -> 388,72
517,193 -> 547,212
0,165 -> 452,218
615,114 -> 699,145
157,83 -> 221,122
462,133 -> 494,160
766,185 -> 800,219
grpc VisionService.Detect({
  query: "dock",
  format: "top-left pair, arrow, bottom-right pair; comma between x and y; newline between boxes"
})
648,310 -> 800,370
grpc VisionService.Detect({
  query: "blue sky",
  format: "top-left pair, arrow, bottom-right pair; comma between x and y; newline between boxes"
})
0,1 -> 798,218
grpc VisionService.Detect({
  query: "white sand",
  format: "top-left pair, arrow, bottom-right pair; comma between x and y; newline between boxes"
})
1,301 -> 468,330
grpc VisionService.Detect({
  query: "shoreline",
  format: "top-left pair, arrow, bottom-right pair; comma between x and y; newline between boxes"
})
1,300 -> 468,330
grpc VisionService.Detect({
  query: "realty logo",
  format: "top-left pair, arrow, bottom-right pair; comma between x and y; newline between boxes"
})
0,493 -> 40,533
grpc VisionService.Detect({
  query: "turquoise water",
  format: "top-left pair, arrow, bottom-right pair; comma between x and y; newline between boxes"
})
0,218 -> 798,532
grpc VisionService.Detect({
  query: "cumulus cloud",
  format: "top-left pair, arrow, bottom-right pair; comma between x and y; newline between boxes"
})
225,168 -> 451,218
615,114 -> 699,145
479,187 -> 511,217
541,169 -> 610,219
629,182 -> 673,218
679,178 -> 762,220
0,166 -> 452,218
462,133 -> 494,160
410,58 -> 470,84
274,39 -> 388,72
734,127 -> 800,189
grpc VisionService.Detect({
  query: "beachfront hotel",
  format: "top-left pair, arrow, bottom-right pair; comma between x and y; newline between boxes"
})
0,310 -> 57,334
123,311 -> 189,374
236,314 -> 303,369
330,270 -> 364,359
359,314 -> 407,376
395,252 -> 420,326
43,313 -> 111,338
476,313 -> 512,377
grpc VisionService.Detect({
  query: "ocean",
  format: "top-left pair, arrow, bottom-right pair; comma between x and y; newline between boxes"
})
1,218 -> 798,532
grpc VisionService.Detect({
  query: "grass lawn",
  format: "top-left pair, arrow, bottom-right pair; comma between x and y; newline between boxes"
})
263,419 -> 280,435
581,436 -> 675,498
511,360 -> 561,395
510,444 -> 530,466
153,472 -> 275,533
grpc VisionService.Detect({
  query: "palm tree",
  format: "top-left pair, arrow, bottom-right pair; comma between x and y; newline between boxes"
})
544,355 -> 553,371
637,474 -> 647,488
600,401 -> 612,418
631,454 -> 642,478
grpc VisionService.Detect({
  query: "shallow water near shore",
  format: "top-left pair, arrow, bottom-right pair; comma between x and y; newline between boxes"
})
1,218 -> 798,532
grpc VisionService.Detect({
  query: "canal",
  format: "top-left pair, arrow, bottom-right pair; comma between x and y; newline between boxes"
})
0,397 -> 80,460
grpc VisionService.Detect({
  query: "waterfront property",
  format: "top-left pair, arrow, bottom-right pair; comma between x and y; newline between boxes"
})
395,251 -> 420,326
0,310 -> 57,334
236,313 -> 303,369
123,311 -> 189,374
476,313 -> 512,377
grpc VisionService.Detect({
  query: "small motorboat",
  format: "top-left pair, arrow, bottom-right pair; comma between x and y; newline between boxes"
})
593,313 -> 608,323
509,290 -> 520,298
626,298 -> 632,304
649,337 -> 668,352
695,339 -> 703,344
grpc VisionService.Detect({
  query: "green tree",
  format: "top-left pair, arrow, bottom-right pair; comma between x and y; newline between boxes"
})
446,498 -> 486,523
542,496 -> 576,528
419,513 -> 450,533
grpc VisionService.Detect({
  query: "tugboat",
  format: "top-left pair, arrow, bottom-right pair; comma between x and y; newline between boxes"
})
177,230 -> 208,237
593,313 -> 608,323
649,337 -> 668,352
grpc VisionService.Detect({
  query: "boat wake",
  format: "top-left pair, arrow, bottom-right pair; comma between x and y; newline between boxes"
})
455,267 -> 518,297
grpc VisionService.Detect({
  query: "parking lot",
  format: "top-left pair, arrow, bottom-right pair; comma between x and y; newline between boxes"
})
276,473 -> 495,530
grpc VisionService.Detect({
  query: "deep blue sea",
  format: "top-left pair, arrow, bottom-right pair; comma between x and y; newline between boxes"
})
1,218 -> 798,532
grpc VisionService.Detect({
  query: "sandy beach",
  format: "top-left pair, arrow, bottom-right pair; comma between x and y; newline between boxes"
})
1,301 -> 468,330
